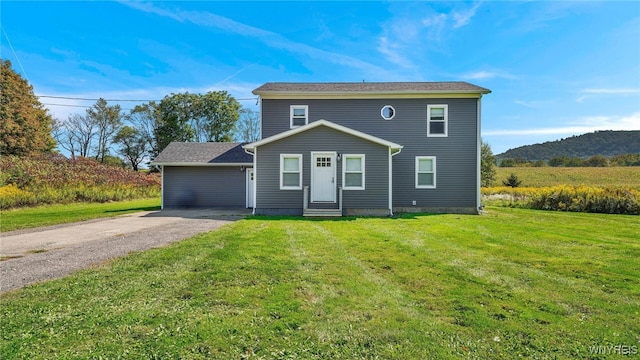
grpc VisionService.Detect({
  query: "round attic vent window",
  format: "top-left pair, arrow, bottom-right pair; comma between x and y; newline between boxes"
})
381,105 -> 395,120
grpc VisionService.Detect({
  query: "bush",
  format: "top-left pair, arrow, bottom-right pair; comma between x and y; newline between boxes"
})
482,186 -> 640,215
0,154 -> 160,209
502,173 -> 523,187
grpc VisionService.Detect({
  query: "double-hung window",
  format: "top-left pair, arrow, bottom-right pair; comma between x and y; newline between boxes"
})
290,105 -> 308,128
415,156 -> 436,189
280,154 -> 302,190
342,154 -> 365,190
427,104 -> 448,137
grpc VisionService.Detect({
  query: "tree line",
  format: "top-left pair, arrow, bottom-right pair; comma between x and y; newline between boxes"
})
496,130 -> 640,161
499,154 -> 640,168
1,59 -> 260,170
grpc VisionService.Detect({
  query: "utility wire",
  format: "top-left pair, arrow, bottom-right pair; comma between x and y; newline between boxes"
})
1,25 -> 30,83
38,95 -> 258,102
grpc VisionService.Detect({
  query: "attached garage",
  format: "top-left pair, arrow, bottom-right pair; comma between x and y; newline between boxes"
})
152,142 -> 253,209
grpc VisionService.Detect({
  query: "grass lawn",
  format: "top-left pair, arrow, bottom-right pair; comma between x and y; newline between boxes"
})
1,207 -> 638,359
0,198 -> 161,232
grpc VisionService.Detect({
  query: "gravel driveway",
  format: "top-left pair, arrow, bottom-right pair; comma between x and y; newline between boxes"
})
0,209 -> 250,293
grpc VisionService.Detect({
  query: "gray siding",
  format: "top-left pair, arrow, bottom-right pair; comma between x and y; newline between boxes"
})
261,98 -> 479,212
255,126 -> 389,214
163,166 -> 248,208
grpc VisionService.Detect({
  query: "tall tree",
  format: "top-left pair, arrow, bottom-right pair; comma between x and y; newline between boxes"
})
0,59 -> 56,156
153,93 -> 196,157
197,90 -> 240,142
236,107 -> 261,142
113,126 -> 148,171
53,113 -> 96,159
127,102 -> 157,154
151,91 -> 240,157
481,141 -> 497,187
86,98 -> 122,163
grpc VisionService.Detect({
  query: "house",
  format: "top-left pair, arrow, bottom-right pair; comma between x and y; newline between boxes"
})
153,82 -> 491,216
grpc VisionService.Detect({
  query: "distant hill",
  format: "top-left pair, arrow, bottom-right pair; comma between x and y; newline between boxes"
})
496,130 -> 640,161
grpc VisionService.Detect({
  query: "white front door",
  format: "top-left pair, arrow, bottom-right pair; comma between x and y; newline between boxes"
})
246,168 -> 255,208
311,152 -> 336,202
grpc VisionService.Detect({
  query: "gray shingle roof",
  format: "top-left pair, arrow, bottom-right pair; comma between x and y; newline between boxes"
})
253,82 -> 491,95
152,142 -> 253,165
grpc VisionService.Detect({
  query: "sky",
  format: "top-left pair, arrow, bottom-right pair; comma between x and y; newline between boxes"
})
2,1 -> 639,154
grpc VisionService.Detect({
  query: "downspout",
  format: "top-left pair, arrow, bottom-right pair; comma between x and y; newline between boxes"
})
476,97 -> 482,214
160,165 -> 164,210
244,146 -> 257,215
389,146 -> 403,216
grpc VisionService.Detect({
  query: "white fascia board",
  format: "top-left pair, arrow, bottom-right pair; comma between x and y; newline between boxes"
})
256,92 -> 487,100
243,119 -> 403,153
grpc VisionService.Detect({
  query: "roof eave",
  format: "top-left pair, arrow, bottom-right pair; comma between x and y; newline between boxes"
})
151,162 -> 253,167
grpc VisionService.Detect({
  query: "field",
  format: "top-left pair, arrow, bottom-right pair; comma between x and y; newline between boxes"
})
492,166 -> 640,188
1,207 -> 638,359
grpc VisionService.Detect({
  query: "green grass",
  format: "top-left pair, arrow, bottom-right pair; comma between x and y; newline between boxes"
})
494,166 -> 640,188
2,207 -> 638,359
0,197 -> 160,232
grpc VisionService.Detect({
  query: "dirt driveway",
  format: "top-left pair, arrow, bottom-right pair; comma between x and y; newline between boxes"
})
0,209 -> 250,293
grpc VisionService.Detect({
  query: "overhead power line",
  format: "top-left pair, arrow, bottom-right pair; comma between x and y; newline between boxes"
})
38,95 -> 258,102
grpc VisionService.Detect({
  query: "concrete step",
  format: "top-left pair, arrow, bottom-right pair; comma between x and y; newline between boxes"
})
303,208 -> 342,217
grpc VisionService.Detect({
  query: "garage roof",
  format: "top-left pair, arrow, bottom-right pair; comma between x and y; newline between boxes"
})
152,142 -> 253,166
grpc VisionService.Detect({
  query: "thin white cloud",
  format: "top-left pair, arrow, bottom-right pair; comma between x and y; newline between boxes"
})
462,70 -> 516,80
581,88 -> 640,94
576,88 -> 640,103
452,2 -> 483,28
123,1 -> 387,77
484,112 -> 640,136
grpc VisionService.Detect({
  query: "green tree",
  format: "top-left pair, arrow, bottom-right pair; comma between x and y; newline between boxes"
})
153,93 -> 196,157
86,98 -> 122,163
502,173 -> 523,188
113,126 -> 148,171
0,59 -> 56,155
151,91 -> 240,157
196,90 -> 240,142
481,141 -> 497,187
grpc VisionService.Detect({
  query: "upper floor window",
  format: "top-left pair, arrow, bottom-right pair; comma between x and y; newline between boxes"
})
290,105 -> 308,128
381,105 -> 395,120
427,104 -> 448,137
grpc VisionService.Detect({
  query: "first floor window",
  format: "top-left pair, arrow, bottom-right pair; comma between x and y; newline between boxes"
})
416,156 -> 436,188
280,154 -> 302,190
343,154 -> 365,190
427,104 -> 448,137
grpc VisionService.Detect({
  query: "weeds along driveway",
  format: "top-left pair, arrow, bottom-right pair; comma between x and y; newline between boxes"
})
0,209 -> 250,293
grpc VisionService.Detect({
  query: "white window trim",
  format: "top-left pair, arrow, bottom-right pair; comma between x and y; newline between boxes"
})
280,154 -> 303,190
342,154 -> 365,190
290,105 -> 308,129
415,156 -> 436,189
427,104 -> 448,137
381,105 -> 395,120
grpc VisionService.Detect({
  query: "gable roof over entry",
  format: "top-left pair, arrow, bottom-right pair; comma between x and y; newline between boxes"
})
243,119 -> 403,153
152,142 -> 253,166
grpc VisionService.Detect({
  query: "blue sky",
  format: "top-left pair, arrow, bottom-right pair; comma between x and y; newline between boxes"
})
2,1 -> 639,154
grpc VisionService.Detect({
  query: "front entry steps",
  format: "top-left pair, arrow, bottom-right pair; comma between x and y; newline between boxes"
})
303,208 -> 342,217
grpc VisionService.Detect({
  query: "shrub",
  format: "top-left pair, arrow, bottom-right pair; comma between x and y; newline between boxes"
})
482,186 -> 640,215
0,154 -> 160,209
502,173 -> 523,187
